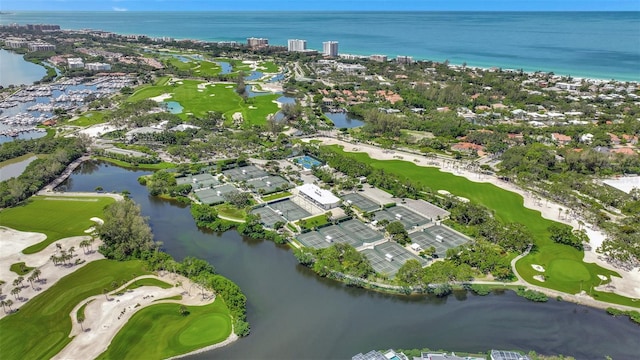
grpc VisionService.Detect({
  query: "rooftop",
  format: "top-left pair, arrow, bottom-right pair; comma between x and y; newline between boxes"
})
297,183 -> 340,205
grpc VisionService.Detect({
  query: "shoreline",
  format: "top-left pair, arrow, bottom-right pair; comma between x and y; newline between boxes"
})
1,13 -> 638,83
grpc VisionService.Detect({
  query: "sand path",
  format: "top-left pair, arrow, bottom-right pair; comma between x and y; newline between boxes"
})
307,137 -> 640,299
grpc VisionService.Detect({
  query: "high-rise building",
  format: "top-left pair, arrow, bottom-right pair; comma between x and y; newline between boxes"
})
396,55 -> 414,64
322,41 -> 339,57
247,37 -> 269,48
287,39 -> 307,52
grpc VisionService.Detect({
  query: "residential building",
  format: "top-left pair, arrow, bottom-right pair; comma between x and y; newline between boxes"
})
353,349 -> 408,360
67,58 -> 84,69
27,42 -> 56,52
413,352 -> 467,360
26,24 -> 60,31
551,132 -> 572,146
296,183 -> 341,210
5,38 -> 28,48
85,62 -> 112,71
369,54 -> 388,62
287,39 -> 307,52
396,55 -> 414,64
247,37 -> 269,48
323,41 -> 339,57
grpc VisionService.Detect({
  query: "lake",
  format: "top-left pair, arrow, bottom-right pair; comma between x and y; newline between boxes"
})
59,161 -> 640,360
0,49 -> 47,87
0,154 -> 37,181
325,112 -> 365,128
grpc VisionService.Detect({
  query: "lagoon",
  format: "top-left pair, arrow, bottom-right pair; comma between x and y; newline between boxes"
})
0,49 -> 46,87
59,161 -> 640,360
0,154 -> 37,182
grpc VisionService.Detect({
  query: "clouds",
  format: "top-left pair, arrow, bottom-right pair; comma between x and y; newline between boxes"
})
112,6 -> 128,12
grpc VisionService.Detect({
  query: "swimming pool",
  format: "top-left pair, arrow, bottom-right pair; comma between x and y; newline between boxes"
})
294,155 -> 322,169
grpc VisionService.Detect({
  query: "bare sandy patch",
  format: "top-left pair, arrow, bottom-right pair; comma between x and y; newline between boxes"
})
0,230 -> 104,319
90,217 -> 104,225
149,93 -> 173,102
533,275 -> 546,282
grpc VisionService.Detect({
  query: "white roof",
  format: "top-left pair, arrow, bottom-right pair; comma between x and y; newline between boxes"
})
297,183 -> 340,205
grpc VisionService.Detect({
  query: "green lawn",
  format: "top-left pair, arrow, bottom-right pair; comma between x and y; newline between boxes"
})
125,277 -> 173,290
164,58 -> 223,78
297,213 -> 329,230
0,153 -> 40,169
0,196 -> 114,254
261,191 -> 292,202
0,260 -> 149,360
70,111 -> 108,127
95,156 -> 176,170
9,262 -> 34,275
215,204 -> 247,222
328,146 -> 637,306
127,79 -> 279,126
96,299 -> 232,360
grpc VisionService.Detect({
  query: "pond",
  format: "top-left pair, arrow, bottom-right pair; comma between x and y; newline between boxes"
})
244,71 -> 264,81
325,112 -> 365,128
215,61 -> 233,75
165,101 -> 183,114
59,161 -> 640,360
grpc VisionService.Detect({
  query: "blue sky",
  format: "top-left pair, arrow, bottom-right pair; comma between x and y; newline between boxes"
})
2,0 -> 639,11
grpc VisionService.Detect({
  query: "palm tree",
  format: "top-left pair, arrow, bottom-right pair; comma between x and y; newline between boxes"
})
32,268 -> 41,281
56,243 -> 62,253
11,287 -> 21,300
0,300 -> 6,313
79,239 -> 90,254
13,276 -> 24,288
5,299 -> 13,312
69,246 -> 76,258
27,274 -> 35,289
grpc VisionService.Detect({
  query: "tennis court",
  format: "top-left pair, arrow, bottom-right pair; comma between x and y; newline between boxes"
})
194,184 -> 238,205
375,241 -> 426,266
409,231 -> 449,258
297,231 -> 334,249
251,206 -> 285,228
373,206 -> 430,229
409,225 -> 469,257
341,193 -> 380,212
268,199 -> 311,221
176,173 -> 220,190
223,165 -> 269,181
247,175 -> 291,194
339,219 -> 384,243
294,155 -> 323,169
362,248 -> 402,278
318,225 -> 362,248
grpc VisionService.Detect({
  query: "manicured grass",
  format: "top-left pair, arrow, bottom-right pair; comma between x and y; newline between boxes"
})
125,277 -> 173,290
0,260 -> 149,360
70,111 -> 108,127
154,295 -> 182,302
96,299 -> 231,360
297,214 -> 329,231
215,204 -> 247,222
261,191 -> 292,202
328,146 -> 634,304
0,196 -> 114,254
95,156 -> 176,170
127,79 -> 278,126
9,262 -> 34,275
164,58 -> 223,77
258,61 -> 279,73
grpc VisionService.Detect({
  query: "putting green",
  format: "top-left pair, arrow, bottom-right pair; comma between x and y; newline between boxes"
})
97,299 -> 231,359
547,259 -> 592,283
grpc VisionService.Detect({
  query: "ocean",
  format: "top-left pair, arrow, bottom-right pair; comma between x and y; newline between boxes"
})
1,11 -> 639,81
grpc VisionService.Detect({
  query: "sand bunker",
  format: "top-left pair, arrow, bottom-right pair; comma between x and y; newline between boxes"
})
150,93 -> 173,102
533,275 -> 546,282
532,264 -> 545,272
90,217 -> 104,225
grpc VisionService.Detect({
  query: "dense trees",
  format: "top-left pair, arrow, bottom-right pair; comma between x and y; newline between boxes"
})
385,221 -> 410,245
547,224 -> 584,250
300,243 -> 375,279
0,137 -> 85,207
98,199 -> 156,260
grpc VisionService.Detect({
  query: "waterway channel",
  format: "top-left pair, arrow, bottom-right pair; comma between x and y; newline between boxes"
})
59,161 -> 640,360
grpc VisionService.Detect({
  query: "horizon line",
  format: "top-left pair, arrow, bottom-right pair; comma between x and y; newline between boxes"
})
2,9 -> 639,12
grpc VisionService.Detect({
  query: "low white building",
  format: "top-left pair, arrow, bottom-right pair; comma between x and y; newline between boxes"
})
67,58 -> 84,69
85,62 -> 111,71
296,183 -> 341,210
